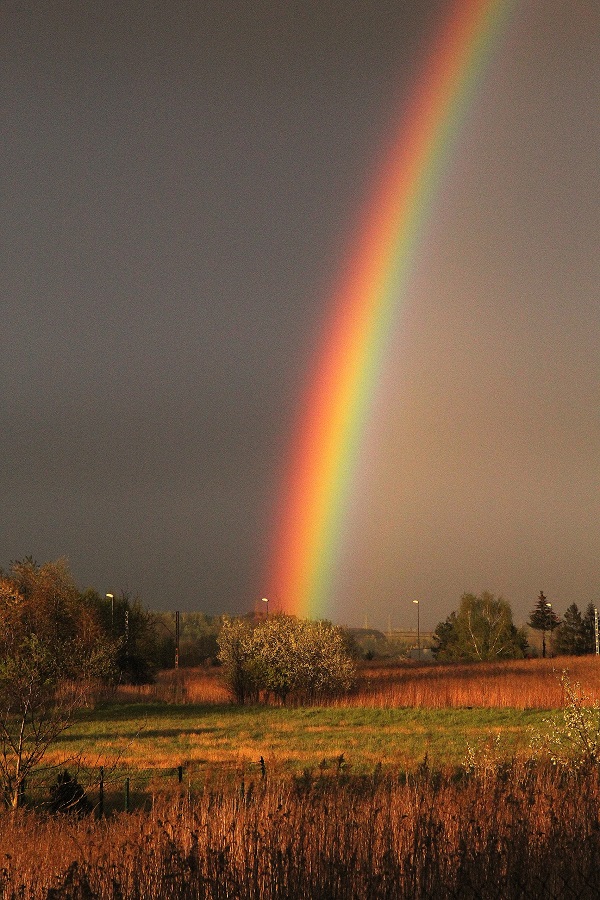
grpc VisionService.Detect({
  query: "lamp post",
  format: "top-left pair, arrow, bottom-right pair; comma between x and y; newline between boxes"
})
106,593 -> 114,633
413,600 -> 420,661
546,602 -> 553,658
262,597 -> 269,619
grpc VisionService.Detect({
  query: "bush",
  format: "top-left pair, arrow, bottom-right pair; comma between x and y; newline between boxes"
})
218,614 -> 356,705
48,770 -> 91,816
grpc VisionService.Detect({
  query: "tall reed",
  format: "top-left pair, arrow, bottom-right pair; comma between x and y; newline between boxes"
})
348,655 -> 600,708
109,656 -> 600,709
1,762 -> 599,899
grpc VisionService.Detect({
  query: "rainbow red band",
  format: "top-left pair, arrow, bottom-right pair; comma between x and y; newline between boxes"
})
266,0 -> 516,619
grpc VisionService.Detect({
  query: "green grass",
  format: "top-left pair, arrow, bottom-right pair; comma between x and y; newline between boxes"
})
53,702 -> 550,779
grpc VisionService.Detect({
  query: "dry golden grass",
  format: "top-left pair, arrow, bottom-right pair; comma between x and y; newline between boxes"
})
108,666 -> 230,705
108,655 -> 600,710
3,762 -> 600,898
348,655 -> 600,708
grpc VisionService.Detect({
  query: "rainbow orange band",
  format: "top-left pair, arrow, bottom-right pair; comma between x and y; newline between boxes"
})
266,0 -> 517,619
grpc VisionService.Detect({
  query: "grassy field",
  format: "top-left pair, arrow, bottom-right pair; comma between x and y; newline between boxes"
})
52,702 -> 546,777
6,655 -> 600,898
43,654 -> 600,790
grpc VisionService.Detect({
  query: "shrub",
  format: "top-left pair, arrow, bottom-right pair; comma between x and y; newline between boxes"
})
532,671 -> 600,768
218,615 -> 356,704
48,770 -> 91,816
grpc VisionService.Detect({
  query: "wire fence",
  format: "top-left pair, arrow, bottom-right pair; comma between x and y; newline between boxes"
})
5,761 -> 600,899
16,761 -> 192,816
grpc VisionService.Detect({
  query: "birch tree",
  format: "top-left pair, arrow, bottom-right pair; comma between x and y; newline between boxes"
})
433,592 -> 528,662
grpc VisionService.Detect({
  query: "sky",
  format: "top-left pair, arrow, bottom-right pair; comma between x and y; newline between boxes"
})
2,0 -> 599,630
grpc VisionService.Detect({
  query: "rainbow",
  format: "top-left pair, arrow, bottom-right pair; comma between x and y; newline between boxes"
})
266,0 -> 516,619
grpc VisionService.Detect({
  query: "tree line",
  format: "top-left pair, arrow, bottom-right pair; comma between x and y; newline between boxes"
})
432,590 -> 599,662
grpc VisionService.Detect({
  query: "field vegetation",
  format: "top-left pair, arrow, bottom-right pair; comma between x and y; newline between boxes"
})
49,701 -> 542,778
5,637 -> 600,896
3,759 -> 600,898
5,558 -> 600,895
112,652 -> 600,709
27,655 -> 600,804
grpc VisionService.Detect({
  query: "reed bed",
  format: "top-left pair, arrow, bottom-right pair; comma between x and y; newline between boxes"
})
347,656 -> 600,709
2,762 -> 600,899
110,655 -> 600,710
109,667 -> 230,705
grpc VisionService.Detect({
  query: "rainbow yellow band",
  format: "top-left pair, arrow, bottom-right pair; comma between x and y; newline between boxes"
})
266,0 -> 516,619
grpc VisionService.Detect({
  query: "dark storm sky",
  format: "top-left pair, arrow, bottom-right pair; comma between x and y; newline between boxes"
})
2,0 -> 599,629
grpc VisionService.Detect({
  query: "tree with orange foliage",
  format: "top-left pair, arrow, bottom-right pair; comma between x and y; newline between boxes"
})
0,558 -> 117,809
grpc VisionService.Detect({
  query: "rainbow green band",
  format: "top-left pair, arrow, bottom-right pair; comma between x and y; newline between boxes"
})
266,0 -> 517,619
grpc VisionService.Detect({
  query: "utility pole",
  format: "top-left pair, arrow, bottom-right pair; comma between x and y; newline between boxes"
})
546,601 -> 554,659
106,593 -> 114,633
413,600 -> 420,661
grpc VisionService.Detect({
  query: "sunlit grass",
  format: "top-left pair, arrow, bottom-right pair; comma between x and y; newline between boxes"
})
5,760 -> 600,899
111,655 -> 600,710
49,702 -> 546,776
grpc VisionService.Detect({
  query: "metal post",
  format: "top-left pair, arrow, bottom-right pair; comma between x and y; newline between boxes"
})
546,602 -> 553,658
413,600 -> 420,660
106,593 -> 114,633
595,607 -> 599,656
175,610 -> 180,669
98,767 -> 104,818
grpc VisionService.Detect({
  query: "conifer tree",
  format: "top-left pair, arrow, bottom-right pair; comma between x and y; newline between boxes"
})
528,591 -> 560,658
583,602 -> 599,655
554,603 -> 585,656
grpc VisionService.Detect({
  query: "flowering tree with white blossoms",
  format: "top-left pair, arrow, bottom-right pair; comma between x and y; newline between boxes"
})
218,615 -> 356,705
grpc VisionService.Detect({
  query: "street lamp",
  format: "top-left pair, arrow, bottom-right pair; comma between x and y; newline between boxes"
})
262,597 -> 269,618
106,593 -> 114,632
546,602 -> 553,658
413,600 -> 420,661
